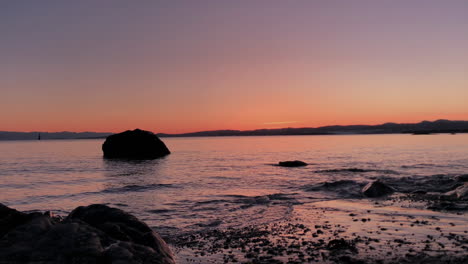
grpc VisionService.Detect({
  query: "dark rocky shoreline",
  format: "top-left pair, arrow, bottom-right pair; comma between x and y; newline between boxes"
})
171,198 -> 468,264
1,198 -> 467,264
0,204 -> 174,264
169,176 -> 468,264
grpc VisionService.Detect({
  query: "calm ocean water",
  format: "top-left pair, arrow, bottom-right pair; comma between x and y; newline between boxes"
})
1,134 -> 467,237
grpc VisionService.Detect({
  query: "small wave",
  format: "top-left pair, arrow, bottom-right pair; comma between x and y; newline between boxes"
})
0,183 -> 31,189
304,180 -> 361,191
233,193 -> 296,203
191,193 -> 298,212
152,226 -> 182,240
400,163 -> 462,169
233,193 -> 299,209
315,168 -> 370,173
267,193 -> 298,201
401,164 -> 432,169
194,199 -> 231,206
102,183 -> 177,194
303,180 -> 365,199
377,174 -> 461,194
195,219 -> 223,227
191,206 -> 221,212
314,168 -> 399,174
209,176 -> 242,180
15,183 -> 178,204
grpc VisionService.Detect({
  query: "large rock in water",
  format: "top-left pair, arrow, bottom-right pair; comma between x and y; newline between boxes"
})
361,180 -> 395,197
0,203 -> 175,264
278,160 -> 308,167
102,129 -> 170,159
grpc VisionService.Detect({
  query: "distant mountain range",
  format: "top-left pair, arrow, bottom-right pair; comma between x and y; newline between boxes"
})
1,120 -> 468,141
157,119 -> 468,137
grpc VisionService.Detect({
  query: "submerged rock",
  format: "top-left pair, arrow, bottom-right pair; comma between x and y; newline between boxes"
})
278,160 -> 308,167
102,129 -> 170,159
0,203 -> 175,264
362,180 -> 395,198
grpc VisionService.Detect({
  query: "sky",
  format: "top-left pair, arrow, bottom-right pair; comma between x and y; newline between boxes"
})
1,1 -> 468,133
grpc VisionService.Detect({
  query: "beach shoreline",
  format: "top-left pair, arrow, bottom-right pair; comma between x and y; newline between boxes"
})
170,197 -> 468,263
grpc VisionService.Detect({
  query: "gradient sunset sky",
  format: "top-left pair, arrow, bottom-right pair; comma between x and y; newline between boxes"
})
2,1 -> 468,133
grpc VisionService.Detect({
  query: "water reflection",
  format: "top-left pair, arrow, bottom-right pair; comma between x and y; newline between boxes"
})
100,157 -> 182,230
102,158 -> 169,189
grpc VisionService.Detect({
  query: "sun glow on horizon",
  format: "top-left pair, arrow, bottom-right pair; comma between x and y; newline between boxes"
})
1,2 -> 467,133
263,121 -> 299,125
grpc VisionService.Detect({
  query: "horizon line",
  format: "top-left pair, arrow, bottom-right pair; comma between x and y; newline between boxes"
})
2,119 -> 466,135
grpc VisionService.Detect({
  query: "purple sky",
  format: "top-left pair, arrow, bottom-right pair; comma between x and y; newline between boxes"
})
2,1 -> 468,133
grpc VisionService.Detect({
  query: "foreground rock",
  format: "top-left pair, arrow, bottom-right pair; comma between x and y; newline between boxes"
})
278,160 -> 308,167
102,129 -> 170,159
362,180 -> 395,197
0,203 -> 175,264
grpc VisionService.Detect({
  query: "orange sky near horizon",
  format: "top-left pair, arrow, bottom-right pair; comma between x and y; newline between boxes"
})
1,1 -> 468,134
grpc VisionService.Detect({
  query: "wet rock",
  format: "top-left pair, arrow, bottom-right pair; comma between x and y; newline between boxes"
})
326,238 -> 358,253
102,129 -> 170,159
278,160 -> 308,167
0,203 -> 32,238
455,174 -> 468,182
337,255 -> 366,264
0,203 -> 175,264
322,180 -> 357,189
445,183 -> 468,200
67,204 -> 174,260
362,180 -> 395,198
30,220 -> 108,262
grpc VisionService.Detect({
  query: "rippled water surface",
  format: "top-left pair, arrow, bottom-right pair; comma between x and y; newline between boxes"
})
1,134 -> 467,236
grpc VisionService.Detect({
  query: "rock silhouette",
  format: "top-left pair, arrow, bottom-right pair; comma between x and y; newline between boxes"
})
0,203 -> 175,264
362,180 -> 395,197
278,160 -> 308,167
102,129 -> 170,159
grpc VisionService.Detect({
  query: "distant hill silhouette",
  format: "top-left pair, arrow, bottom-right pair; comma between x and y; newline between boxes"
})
157,119 -> 468,137
2,120 -> 468,140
